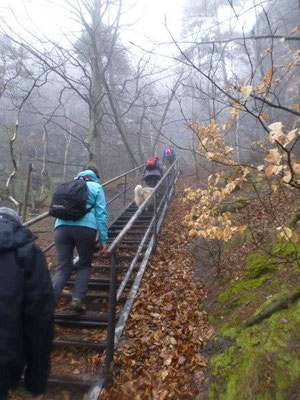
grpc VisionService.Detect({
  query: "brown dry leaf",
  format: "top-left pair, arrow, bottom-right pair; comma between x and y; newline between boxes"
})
228,107 -> 239,120
291,26 -> 300,33
62,390 -> 70,400
259,112 -> 268,122
222,120 -> 231,130
164,303 -> 173,311
150,313 -> 160,318
293,164 -> 300,174
164,357 -> 172,366
178,355 -> 186,365
265,165 -> 283,177
265,149 -> 281,164
161,370 -> 169,380
285,61 -> 296,69
240,85 -> 253,99
170,337 -> 177,345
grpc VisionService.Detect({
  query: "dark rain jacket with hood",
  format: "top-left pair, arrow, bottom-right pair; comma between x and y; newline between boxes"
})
0,214 -> 54,395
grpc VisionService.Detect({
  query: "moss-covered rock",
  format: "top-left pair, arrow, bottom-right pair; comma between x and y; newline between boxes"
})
209,299 -> 300,400
204,236 -> 300,400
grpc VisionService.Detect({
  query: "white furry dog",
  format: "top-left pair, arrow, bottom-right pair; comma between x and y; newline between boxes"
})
134,185 -> 154,209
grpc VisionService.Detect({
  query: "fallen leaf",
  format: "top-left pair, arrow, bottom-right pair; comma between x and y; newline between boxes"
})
62,390 -> 70,400
178,355 -> 186,365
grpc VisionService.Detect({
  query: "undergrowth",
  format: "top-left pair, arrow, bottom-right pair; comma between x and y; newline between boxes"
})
201,188 -> 300,400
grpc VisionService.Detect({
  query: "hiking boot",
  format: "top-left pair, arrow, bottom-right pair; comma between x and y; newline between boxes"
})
68,298 -> 86,316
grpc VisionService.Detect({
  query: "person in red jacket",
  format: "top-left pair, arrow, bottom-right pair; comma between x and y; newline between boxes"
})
0,207 -> 54,400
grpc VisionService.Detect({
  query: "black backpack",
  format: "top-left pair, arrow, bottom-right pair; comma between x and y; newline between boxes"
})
49,177 -> 95,221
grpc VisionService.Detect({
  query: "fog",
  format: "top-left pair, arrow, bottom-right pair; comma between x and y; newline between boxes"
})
0,0 -> 299,211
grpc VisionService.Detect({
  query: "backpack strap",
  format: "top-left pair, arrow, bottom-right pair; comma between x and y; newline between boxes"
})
77,176 -> 97,212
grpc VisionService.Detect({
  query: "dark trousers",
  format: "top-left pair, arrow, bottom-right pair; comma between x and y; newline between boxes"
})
52,226 -> 97,305
0,393 -> 8,400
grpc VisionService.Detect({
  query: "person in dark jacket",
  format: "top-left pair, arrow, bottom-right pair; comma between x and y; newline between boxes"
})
52,165 -> 108,315
0,207 -> 54,400
143,156 -> 163,188
162,145 -> 176,167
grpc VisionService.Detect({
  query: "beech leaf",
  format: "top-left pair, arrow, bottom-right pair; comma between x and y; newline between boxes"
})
241,85 -> 253,99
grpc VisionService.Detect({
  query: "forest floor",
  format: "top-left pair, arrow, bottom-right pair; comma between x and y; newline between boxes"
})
9,175 -> 300,399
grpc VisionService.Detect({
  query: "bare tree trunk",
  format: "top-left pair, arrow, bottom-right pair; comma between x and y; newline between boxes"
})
102,74 -> 139,166
5,118 -> 20,210
88,0 -> 103,170
40,126 -> 47,200
63,119 -> 72,181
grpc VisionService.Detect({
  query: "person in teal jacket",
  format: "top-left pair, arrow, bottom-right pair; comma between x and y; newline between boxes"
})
52,165 -> 108,315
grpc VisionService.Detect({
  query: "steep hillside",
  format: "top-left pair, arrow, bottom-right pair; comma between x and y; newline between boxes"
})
193,182 -> 300,399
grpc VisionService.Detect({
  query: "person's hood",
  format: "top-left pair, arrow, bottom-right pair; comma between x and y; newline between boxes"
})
76,170 -> 100,183
0,214 -> 35,252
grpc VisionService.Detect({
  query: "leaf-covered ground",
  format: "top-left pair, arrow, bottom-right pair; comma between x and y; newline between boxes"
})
101,180 -> 213,399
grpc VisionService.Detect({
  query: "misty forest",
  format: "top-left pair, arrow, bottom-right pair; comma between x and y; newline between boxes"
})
1,0 -> 300,399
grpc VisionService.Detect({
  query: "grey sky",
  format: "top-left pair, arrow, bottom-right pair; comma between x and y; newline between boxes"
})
0,0 -> 184,45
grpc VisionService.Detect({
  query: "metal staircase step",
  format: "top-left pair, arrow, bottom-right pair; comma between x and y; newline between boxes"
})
53,338 -> 106,350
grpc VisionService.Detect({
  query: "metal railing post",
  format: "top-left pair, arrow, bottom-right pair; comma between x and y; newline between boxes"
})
153,191 -> 158,251
172,163 -> 176,195
123,174 -> 127,207
104,249 -> 118,386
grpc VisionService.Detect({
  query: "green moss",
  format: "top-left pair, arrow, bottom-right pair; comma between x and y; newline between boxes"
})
245,253 -> 274,279
206,234 -> 300,399
211,346 -> 236,371
236,198 -> 249,208
220,325 -> 239,339
208,300 -> 300,399
209,314 -> 218,324
288,211 -> 300,229
272,241 -> 300,256
218,275 -> 268,303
